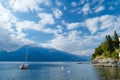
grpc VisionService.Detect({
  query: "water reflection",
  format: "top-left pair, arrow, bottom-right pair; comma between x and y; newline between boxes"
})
94,67 -> 120,80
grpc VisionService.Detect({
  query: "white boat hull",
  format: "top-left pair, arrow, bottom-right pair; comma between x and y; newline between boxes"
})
20,64 -> 28,69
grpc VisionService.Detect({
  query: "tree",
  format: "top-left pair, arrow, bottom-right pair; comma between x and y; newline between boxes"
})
114,30 -> 119,49
91,54 -> 96,60
94,47 -> 102,56
103,35 -> 114,52
107,35 -> 114,52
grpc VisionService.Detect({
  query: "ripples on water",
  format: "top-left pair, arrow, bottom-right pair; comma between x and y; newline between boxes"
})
0,62 -> 120,80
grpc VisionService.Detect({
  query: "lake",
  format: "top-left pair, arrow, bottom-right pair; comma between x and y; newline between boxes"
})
0,62 -> 120,80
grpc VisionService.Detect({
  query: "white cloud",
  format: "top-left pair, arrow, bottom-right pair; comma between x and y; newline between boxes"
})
85,17 -> 99,34
70,7 -> 81,13
66,22 -> 84,30
70,0 -> 106,14
79,49 -> 94,56
52,8 -> 63,19
81,3 -> 90,15
44,15 -> 120,55
0,3 -> 16,23
0,3 -> 35,51
99,15 -> 117,30
55,0 -> 63,7
86,15 -> 120,34
66,18 -> 99,34
16,21 -> 41,32
85,15 -> 120,34
80,0 -> 85,4
15,12 -> 56,35
0,3 -> 16,36
94,6 -> 104,13
9,0 -> 38,12
71,2 -> 78,7
16,20 -> 58,35
38,12 -> 54,25
0,28 -> 33,52
61,20 -> 66,25
56,25 -> 63,33
9,0 -> 51,12
64,6 -> 67,10
42,30 -> 98,55
66,15 -> 120,34
67,30 -> 81,43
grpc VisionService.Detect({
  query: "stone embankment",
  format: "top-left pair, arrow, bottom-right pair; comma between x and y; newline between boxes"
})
92,58 -> 118,67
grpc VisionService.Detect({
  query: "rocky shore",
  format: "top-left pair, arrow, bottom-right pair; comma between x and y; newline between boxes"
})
92,57 -> 118,67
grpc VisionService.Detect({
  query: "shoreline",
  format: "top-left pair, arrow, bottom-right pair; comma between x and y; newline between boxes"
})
92,58 -> 118,67
92,63 -> 118,67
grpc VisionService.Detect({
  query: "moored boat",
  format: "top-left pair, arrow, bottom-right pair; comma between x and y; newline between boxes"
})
20,46 -> 29,70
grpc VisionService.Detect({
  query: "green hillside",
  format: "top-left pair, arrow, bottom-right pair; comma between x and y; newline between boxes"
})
92,31 -> 120,60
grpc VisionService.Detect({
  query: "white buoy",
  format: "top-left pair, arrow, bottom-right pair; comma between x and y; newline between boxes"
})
61,66 -> 64,71
67,70 -> 70,74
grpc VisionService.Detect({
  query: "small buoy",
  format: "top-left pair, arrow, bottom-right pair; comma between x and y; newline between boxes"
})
61,66 -> 64,71
67,70 -> 70,74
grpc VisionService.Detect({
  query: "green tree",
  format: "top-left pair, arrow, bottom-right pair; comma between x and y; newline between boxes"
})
94,47 -> 102,56
114,30 -> 119,49
107,35 -> 114,52
101,35 -> 113,52
111,52 -> 118,59
91,54 -> 96,60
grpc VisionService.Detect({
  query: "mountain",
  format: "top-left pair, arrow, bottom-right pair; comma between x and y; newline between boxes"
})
0,45 -> 88,61
77,55 -> 91,61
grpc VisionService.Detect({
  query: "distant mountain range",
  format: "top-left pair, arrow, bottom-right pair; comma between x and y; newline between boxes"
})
0,45 -> 89,61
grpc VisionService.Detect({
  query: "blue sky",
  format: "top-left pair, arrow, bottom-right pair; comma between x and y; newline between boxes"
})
0,0 -> 120,56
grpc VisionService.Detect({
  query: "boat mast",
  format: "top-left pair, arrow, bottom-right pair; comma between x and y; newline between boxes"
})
25,47 -> 29,62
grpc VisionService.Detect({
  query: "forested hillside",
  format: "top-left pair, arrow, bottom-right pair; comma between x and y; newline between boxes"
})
92,31 -> 120,60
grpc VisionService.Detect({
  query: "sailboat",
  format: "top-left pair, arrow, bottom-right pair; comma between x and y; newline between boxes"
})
20,46 -> 29,70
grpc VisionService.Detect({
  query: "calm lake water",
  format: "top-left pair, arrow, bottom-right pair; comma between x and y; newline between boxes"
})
0,62 -> 120,80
